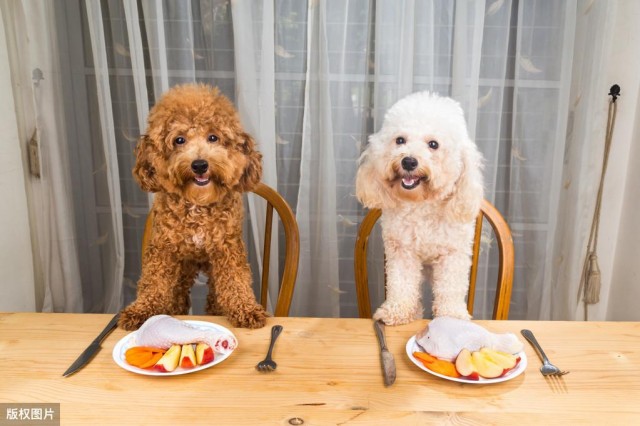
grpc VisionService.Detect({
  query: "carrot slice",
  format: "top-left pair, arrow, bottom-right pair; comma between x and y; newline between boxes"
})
125,346 -> 166,355
432,359 -> 461,378
413,351 -> 460,378
125,346 -> 166,367
125,351 -> 153,367
139,351 -> 164,369
420,358 -> 461,378
413,351 -> 437,364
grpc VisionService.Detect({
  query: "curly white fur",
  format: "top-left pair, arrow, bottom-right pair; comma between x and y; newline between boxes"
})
356,91 -> 484,325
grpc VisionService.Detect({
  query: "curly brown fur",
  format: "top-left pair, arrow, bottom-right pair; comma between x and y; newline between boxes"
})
119,84 -> 267,330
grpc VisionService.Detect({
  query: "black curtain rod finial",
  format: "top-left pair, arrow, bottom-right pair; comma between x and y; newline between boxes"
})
609,84 -> 621,102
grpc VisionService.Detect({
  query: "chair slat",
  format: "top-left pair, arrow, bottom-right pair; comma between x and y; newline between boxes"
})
354,199 -> 514,320
140,182 -> 300,317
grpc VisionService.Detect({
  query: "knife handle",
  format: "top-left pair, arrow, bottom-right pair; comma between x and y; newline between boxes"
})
92,313 -> 120,345
373,320 -> 388,351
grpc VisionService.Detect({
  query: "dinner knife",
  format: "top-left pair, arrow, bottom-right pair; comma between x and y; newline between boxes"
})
373,319 -> 396,386
63,313 -> 120,377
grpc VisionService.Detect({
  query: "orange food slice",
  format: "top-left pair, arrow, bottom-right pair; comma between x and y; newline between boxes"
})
125,346 -> 167,355
413,351 -> 461,378
413,351 -> 437,364
138,351 -> 164,369
425,359 -> 461,378
125,346 -> 167,368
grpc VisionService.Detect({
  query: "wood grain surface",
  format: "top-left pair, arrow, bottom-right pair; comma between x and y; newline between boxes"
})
1,313 -> 639,424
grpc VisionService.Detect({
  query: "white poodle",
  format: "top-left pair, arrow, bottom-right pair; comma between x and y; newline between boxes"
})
356,91 -> 484,325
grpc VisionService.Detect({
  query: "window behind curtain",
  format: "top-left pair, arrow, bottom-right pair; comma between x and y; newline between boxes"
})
56,0 -> 570,319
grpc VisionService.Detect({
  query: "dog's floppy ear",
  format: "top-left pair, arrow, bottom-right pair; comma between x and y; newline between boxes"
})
132,134 -> 162,192
355,148 -> 396,209
237,132 -> 263,191
446,139 -> 484,222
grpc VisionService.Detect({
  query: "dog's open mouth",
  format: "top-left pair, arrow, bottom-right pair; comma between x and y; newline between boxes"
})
401,175 -> 424,190
193,174 -> 211,186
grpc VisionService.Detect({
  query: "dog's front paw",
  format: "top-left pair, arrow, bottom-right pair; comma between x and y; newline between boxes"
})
432,303 -> 471,320
373,301 -> 422,326
118,305 -> 153,330
227,304 -> 268,329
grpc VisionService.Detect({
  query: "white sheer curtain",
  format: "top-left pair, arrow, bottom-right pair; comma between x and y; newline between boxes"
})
4,0 -> 637,321
229,1 -> 282,310
366,0 -> 580,320
551,0 -> 619,320
1,1 -> 84,312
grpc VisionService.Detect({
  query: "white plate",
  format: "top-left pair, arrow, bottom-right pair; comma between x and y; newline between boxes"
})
112,320 -> 236,376
406,336 -> 527,384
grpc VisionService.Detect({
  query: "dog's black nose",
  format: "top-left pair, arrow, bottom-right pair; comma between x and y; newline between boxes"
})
401,156 -> 418,171
191,159 -> 208,174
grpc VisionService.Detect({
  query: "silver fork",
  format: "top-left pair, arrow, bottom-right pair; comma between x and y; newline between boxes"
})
521,329 -> 569,376
256,325 -> 283,372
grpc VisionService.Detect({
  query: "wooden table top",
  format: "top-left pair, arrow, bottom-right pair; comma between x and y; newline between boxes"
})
1,313 -> 639,424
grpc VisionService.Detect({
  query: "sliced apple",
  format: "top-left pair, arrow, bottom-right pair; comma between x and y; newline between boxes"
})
180,344 -> 197,369
501,356 -> 521,376
462,371 -> 480,381
153,344 -> 181,372
454,349 -> 480,380
471,351 -> 504,379
454,349 -> 475,377
139,351 -> 164,369
195,343 -> 215,365
479,348 -> 518,370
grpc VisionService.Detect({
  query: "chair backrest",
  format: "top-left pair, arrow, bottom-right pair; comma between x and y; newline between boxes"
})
354,199 -> 514,320
142,182 -> 300,316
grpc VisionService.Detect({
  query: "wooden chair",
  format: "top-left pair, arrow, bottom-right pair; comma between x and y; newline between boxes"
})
354,199 -> 514,320
142,182 -> 300,316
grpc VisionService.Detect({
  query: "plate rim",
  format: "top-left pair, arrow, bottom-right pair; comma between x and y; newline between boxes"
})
112,319 -> 236,376
405,335 -> 527,384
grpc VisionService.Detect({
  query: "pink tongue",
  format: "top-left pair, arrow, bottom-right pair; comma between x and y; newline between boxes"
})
403,177 -> 418,186
195,176 -> 208,183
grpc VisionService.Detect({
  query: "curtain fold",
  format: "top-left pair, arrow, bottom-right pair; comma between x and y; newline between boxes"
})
84,1 -> 125,313
140,0 -> 171,93
230,0 -> 281,310
290,1 -> 340,317
123,1 -> 151,149
551,0 -> 617,321
1,1 -> 83,312
5,0 -> 636,321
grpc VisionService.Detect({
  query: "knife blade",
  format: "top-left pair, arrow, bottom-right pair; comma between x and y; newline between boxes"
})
373,319 -> 396,386
63,313 -> 120,377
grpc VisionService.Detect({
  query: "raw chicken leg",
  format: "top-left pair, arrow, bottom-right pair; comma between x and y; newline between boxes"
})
134,315 -> 237,354
415,316 -> 523,361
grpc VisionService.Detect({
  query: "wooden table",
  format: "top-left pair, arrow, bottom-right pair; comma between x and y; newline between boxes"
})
1,313 -> 639,424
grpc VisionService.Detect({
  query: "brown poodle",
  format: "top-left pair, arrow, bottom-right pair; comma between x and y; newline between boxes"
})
118,84 -> 267,330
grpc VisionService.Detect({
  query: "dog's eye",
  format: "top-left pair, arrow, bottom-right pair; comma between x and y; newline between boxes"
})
174,137 -> 186,145
208,134 -> 219,143
395,137 -> 406,145
428,140 -> 439,150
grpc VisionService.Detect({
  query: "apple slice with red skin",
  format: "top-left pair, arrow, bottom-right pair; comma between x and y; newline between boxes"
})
480,348 -> 517,368
454,349 -> 481,380
455,349 -> 474,376
461,371 -> 480,381
196,343 -> 215,365
501,356 -> 522,376
153,344 -> 181,372
479,348 -> 520,375
180,344 -> 197,369
471,351 -> 504,379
